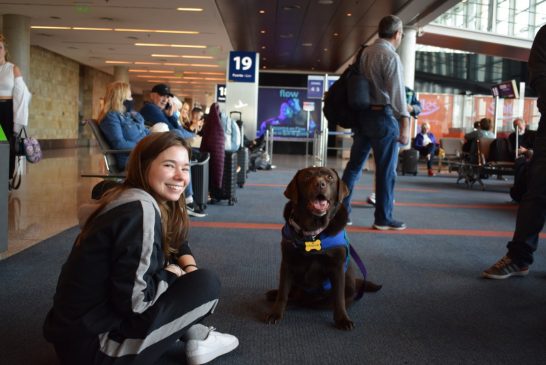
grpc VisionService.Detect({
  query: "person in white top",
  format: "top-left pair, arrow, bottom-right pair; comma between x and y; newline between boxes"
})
0,33 -> 31,188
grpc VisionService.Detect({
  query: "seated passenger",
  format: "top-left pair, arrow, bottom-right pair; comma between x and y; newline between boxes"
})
98,81 -> 149,171
508,118 -> 536,160
140,83 -> 195,140
465,117 -> 495,142
102,82 -> 204,217
413,122 -> 438,176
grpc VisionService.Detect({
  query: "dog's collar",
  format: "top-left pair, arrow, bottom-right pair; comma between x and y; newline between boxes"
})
288,217 -> 327,239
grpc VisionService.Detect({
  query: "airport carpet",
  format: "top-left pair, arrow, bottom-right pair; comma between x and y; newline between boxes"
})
2,167 -> 546,364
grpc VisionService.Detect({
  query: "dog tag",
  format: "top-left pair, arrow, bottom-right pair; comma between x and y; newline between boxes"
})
304,239 -> 322,252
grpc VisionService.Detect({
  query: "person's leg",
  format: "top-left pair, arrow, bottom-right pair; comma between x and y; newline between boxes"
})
341,133 -> 372,215
425,144 -> 436,170
483,115 -> 546,279
371,134 -> 399,227
54,269 -> 231,365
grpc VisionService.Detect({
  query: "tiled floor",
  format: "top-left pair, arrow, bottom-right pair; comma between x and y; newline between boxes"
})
3,146 -> 357,259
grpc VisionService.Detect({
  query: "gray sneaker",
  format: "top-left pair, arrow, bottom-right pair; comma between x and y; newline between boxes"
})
482,256 -> 529,279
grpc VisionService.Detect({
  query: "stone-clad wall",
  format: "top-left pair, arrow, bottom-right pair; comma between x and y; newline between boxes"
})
26,46 -> 113,147
27,46 -> 80,140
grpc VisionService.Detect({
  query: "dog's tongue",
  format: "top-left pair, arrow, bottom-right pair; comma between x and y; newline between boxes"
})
311,199 -> 330,214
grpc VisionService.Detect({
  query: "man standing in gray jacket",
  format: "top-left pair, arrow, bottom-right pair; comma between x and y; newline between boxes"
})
342,14 -> 410,230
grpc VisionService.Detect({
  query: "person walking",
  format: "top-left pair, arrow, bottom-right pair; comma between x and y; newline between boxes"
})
342,15 -> 410,230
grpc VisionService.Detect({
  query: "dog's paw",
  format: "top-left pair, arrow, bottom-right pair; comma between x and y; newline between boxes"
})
265,312 -> 283,325
335,318 -> 355,331
363,280 -> 383,293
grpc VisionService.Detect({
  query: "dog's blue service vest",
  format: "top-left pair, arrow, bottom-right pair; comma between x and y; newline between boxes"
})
281,223 -> 350,291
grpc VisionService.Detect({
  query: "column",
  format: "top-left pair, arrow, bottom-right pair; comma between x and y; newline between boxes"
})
398,26 -> 418,89
113,65 -> 129,83
2,14 -> 31,80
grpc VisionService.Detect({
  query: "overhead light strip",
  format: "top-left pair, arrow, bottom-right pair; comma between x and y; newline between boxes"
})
135,43 -> 206,49
151,54 -> 214,59
118,61 -> 219,68
31,26 -> 199,35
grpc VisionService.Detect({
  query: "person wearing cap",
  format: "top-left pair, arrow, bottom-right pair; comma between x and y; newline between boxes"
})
140,84 -> 206,217
140,83 -> 195,140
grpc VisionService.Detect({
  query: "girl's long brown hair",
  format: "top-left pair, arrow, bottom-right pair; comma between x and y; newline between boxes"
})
78,132 -> 191,259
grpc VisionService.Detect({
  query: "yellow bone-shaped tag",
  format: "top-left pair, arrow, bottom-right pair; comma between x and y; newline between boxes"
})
304,239 -> 322,252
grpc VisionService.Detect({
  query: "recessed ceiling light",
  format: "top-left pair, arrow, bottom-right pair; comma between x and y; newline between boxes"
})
260,30 -> 266,34
283,5 -> 301,10
333,32 -> 339,37
346,13 -> 352,17
261,46 -> 266,49
259,10 -> 265,14
323,48 -> 328,51
302,43 -> 312,47
317,0 -> 334,4
177,8 -> 203,12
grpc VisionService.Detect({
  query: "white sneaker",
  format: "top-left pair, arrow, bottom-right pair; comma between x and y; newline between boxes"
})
187,204 -> 207,218
186,327 -> 239,365
366,193 -> 376,205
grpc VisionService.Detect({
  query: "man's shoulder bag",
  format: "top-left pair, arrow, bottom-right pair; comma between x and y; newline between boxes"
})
323,45 -> 370,129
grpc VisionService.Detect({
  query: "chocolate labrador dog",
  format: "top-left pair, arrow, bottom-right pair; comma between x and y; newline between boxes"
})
266,167 -> 381,330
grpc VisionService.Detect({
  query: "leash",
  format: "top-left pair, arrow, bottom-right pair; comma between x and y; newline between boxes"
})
349,244 -> 368,300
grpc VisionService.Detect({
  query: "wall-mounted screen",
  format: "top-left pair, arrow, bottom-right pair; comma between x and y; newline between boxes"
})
491,80 -> 519,99
256,87 -> 321,138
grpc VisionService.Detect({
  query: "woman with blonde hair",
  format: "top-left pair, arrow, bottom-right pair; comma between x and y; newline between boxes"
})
0,33 -> 31,189
98,81 -> 151,171
43,132 -> 238,364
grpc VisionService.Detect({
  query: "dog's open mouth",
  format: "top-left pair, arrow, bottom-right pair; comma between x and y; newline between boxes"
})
309,195 -> 330,216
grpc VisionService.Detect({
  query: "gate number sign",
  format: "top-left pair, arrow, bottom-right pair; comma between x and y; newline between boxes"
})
228,51 -> 257,83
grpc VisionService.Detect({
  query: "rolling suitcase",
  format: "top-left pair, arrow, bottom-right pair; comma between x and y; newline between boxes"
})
232,114 -> 249,188
237,147 -> 249,188
400,148 -> 419,176
210,151 -> 238,205
190,151 -> 210,212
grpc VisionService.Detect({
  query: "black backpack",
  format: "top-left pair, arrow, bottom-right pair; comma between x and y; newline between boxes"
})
323,46 -> 369,129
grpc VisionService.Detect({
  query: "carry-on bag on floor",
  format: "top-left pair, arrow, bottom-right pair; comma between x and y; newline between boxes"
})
190,151 -> 210,211
210,151 -> 237,205
231,112 -> 249,188
399,148 -> 419,176
237,146 -> 249,188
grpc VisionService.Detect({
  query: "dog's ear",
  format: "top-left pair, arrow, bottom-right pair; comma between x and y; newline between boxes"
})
332,169 -> 349,203
284,171 -> 300,202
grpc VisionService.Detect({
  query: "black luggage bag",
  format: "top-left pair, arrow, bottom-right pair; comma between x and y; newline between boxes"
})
232,113 -> 249,188
237,147 -> 249,188
210,151 -> 238,205
190,151 -> 210,212
399,148 -> 419,176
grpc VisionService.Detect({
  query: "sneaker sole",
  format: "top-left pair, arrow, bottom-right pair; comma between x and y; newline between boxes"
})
187,338 -> 239,365
373,224 -> 407,231
481,270 -> 529,279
